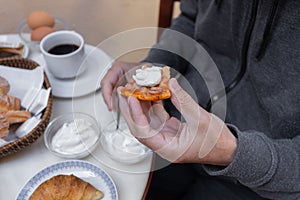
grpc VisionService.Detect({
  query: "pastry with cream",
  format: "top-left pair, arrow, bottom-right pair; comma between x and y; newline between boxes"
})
120,65 -> 171,101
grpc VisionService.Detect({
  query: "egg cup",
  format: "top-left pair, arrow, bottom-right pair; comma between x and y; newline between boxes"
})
17,16 -> 68,51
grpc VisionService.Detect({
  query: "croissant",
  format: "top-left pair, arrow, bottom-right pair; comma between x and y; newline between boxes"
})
29,174 -> 104,200
0,76 -> 10,96
0,113 -> 9,139
0,95 -> 21,111
5,110 -> 31,124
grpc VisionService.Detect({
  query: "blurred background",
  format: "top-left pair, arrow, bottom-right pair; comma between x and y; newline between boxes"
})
0,0 -> 180,61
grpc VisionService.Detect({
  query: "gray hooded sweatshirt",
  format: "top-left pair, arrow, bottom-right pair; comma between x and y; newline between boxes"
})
143,0 -> 300,199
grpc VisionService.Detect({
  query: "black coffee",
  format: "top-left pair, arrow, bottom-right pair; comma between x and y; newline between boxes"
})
48,44 -> 79,55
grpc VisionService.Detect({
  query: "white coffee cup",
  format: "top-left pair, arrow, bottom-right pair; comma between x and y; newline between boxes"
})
40,30 -> 86,79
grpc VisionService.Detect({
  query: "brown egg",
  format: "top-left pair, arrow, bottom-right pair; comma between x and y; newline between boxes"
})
31,26 -> 55,41
27,11 -> 55,30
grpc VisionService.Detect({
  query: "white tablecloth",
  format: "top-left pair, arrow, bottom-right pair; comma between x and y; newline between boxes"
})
0,34 -> 152,200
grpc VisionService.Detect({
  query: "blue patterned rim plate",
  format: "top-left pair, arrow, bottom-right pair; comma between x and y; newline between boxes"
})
16,160 -> 118,200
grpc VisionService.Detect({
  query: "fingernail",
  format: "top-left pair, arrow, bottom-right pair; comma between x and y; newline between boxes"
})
104,98 -> 112,111
169,78 -> 181,91
105,101 -> 112,111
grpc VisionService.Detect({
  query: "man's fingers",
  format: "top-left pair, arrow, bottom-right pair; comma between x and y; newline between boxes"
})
117,87 -> 131,121
127,96 -> 148,127
149,103 -> 169,130
126,96 -> 169,150
101,81 -> 114,110
101,62 -> 131,111
101,68 -> 122,111
169,78 -> 203,127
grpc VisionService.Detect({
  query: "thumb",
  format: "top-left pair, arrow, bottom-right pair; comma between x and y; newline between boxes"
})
169,78 -> 202,127
127,96 -> 148,127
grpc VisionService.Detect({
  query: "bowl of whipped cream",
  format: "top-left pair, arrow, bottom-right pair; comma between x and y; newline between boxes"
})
100,118 -> 152,165
44,112 -> 101,159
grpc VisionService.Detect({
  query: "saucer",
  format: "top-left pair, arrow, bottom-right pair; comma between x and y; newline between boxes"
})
42,44 -> 112,98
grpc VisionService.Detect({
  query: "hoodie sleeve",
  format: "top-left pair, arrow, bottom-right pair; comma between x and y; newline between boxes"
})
143,0 -> 198,74
203,124 -> 300,200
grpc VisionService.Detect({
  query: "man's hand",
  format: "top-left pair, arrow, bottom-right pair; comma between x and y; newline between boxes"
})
118,78 -> 237,166
100,61 -> 139,111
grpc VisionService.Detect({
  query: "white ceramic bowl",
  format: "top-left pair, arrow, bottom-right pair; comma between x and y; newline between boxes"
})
44,112 -> 101,159
100,119 -> 152,164
17,16 -> 68,51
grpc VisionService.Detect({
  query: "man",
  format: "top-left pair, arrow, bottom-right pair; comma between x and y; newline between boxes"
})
101,0 -> 300,199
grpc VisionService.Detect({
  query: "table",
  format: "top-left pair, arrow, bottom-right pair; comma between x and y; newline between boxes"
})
0,34 -> 153,200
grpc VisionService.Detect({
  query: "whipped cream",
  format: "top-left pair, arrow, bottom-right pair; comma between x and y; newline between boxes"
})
133,66 -> 162,87
101,120 -> 150,164
51,119 -> 98,155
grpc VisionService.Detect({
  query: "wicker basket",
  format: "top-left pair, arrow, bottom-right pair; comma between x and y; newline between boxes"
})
0,57 -> 52,158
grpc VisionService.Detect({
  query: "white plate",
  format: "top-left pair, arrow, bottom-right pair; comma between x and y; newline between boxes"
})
0,34 -> 29,58
37,44 -> 113,98
16,160 -> 118,200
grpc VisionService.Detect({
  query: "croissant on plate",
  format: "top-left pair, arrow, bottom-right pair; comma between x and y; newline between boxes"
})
29,174 -> 104,200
